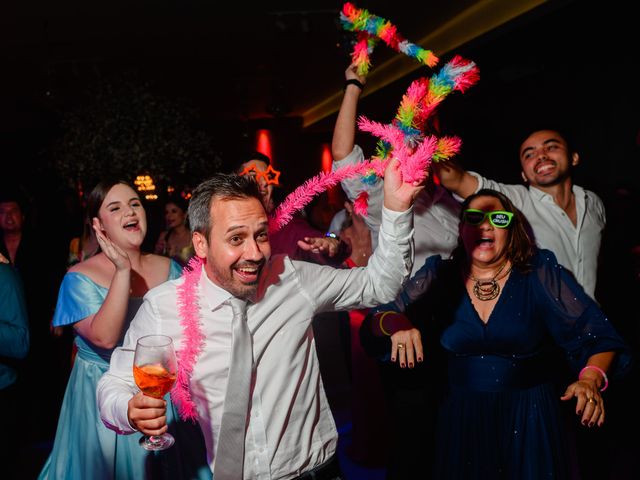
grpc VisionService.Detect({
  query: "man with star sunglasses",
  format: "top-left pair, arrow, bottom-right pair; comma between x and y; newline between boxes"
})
234,151 -> 351,266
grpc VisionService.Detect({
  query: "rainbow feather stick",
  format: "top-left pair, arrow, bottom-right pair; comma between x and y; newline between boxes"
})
353,191 -> 369,216
352,32 -> 379,76
340,2 -> 439,74
422,55 -> 480,120
432,137 -> 463,163
358,116 -> 437,184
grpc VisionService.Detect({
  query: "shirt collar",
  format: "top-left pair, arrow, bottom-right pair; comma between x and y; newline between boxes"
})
199,266 -> 234,311
529,183 -> 586,201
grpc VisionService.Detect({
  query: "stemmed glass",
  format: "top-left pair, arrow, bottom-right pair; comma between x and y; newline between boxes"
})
133,334 -> 178,451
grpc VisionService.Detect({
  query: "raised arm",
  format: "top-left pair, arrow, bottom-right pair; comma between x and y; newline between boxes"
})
332,64 -> 366,162
432,159 -> 479,199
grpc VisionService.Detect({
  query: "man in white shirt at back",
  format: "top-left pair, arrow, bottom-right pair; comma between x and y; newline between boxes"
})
435,127 -> 605,300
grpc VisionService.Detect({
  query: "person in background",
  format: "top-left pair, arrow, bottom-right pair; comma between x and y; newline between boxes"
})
434,127 -> 604,301
39,179 -> 209,480
237,151 -> 350,265
67,215 -> 100,268
335,199 -> 391,468
0,262 -> 29,479
154,194 -> 195,267
332,63 -> 461,272
332,62 -> 461,479
327,207 -> 346,239
362,188 -> 631,479
0,184 -> 68,445
97,162 -> 421,479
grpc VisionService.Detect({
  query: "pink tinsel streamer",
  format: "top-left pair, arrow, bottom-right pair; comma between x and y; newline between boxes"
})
172,255 -> 206,421
270,160 -> 385,232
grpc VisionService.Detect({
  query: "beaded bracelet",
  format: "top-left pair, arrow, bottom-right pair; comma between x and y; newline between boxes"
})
579,365 -> 609,392
378,311 -> 394,336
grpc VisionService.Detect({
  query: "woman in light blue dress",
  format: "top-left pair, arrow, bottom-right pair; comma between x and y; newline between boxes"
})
39,180 -> 210,480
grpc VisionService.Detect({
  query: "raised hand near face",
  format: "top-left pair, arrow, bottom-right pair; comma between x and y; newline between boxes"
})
92,217 -> 131,272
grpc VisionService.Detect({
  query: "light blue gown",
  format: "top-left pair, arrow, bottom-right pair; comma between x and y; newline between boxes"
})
39,260 -> 212,480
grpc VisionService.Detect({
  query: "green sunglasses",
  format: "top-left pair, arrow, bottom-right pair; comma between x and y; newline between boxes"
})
462,209 -> 514,228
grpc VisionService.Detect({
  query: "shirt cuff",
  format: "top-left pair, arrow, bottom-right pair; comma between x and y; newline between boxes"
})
450,171 -> 483,202
380,205 -> 413,239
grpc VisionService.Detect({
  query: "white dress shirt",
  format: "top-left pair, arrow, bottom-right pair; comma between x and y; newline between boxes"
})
470,171 -> 605,300
97,206 -> 414,480
336,145 -> 461,276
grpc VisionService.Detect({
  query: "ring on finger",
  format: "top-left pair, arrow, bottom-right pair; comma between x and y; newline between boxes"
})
587,397 -> 597,405
397,343 -> 405,349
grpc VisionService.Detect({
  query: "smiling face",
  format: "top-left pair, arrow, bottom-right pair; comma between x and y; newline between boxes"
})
192,196 -> 271,301
460,195 -> 511,268
164,202 -> 187,229
519,129 -> 579,188
96,183 -> 146,249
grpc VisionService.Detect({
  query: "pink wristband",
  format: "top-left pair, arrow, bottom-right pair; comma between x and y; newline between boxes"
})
579,365 -> 609,392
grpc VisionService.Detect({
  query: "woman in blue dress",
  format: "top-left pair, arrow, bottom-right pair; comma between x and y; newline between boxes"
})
39,179 -> 210,480
361,189 -> 632,479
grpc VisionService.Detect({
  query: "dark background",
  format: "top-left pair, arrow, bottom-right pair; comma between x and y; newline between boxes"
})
2,1 -> 639,478
2,0 -> 637,203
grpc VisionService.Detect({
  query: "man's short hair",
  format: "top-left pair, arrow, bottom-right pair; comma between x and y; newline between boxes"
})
0,184 -> 29,213
188,173 -> 263,241
517,125 -> 577,155
229,151 -> 272,174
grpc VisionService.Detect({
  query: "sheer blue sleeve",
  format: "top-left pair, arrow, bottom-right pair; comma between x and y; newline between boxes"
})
51,272 -> 106,327
168,259 -> 183,280
370,254 -> 443,315
533,249 -> 632,378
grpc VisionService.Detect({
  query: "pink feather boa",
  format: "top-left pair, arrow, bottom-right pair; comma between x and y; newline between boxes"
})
172,256 -> 206,421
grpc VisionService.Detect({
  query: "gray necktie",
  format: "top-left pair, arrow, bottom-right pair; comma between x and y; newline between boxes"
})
214,297 -> 253,480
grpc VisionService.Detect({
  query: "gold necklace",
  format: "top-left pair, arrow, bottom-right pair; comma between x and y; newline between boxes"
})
468,262 -> 512,301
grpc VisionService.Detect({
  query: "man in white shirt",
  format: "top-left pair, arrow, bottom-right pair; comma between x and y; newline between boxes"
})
331,63 -> 461,480
97,165 -> 421,480
435,128 -> 605,300
332,65 -> 461,278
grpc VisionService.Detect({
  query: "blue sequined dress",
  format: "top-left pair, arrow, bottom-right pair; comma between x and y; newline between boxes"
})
39,260 -> 211,480
366,249 -> 631,479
